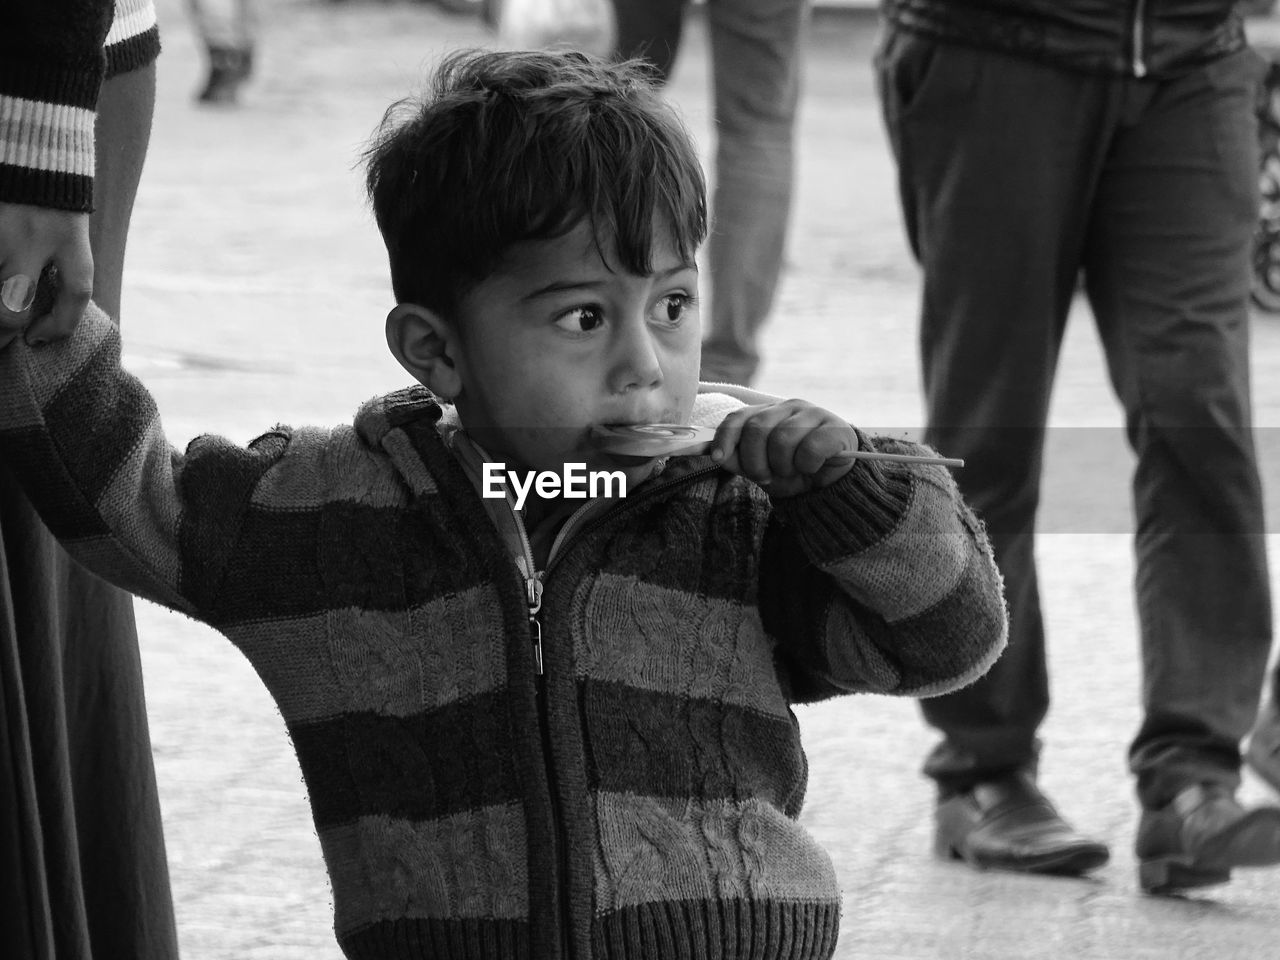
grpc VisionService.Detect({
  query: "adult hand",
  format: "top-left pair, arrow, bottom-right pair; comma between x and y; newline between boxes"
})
0,202 -> 93,347
710,398 -> 860,498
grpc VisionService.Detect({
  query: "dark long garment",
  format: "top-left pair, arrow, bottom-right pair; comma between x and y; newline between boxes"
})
876,29 -> 1275,810
0,64 -> 179,960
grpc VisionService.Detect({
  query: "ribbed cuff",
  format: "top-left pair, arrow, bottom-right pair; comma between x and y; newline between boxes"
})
106,26 -> 161,79
0,93 -> 96,211
771,431 -> 915,563
593,897 -> 841,960
340,917 -> 531,960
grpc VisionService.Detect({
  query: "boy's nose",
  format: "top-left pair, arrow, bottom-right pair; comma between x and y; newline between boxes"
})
609,321 -> 664,392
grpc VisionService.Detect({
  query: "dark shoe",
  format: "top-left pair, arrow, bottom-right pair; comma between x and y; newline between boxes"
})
934,772 -> 1110,875
1136,783 -> 1280,894
1246,697 -> 1280,794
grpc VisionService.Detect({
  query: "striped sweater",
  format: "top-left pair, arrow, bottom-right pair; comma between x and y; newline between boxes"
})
0,305 -> 1008,960
0,0 -> 160,212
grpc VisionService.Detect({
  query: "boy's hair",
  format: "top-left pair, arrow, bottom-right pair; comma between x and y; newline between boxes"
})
363,49 -> 708,319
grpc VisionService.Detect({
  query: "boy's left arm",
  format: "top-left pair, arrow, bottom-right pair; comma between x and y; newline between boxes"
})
760,434 -> 1008,704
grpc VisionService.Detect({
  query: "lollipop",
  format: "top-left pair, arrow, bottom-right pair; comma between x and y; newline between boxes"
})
590,423 -> 964,467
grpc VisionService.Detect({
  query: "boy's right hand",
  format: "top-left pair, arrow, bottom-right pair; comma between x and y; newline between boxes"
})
0,202 -> 94,349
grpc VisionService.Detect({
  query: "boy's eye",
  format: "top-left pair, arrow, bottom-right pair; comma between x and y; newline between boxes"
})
653,293 -> 693,325
553,306 -> 605,333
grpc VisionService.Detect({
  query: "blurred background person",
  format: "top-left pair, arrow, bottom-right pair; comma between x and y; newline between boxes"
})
611,0 -> 809,386
876,0 -> 1280,894
188,0 -> 257,104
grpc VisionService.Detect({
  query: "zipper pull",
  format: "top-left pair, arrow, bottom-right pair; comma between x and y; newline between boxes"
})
530,615 -> 544,676
526,576 -> 544,676
526,576 -> 543,615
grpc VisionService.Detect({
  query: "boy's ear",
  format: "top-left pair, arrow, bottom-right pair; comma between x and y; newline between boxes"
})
385,303 -> 463,400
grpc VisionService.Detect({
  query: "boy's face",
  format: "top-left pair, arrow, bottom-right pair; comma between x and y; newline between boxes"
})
449,219 -> 701,487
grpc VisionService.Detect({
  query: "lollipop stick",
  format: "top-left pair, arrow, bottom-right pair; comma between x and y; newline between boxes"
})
829,449 -> 964,468
590,424 -> 964,468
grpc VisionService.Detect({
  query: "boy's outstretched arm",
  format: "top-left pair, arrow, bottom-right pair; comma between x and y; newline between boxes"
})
721,404 -> 1008,703
0,303 -> 295,621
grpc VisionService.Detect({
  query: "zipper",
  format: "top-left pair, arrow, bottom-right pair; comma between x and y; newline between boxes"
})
1130,0 -> 1148,78
517,551 -> 545,676
532,632 -> 571,959
504,459 -> 720,958
506,507 -> 571,957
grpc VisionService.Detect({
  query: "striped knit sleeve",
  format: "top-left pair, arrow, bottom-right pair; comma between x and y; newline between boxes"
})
0,303 -> 296,620
105,0 -> 161,79
760,435 -> 1008,703
0,0 -> 115,211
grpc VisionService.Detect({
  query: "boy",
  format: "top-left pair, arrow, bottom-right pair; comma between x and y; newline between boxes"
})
0,49 -> 1006,960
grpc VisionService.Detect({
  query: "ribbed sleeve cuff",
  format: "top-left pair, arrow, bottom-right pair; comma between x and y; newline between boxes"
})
0,93 -> 95,211
106,27 -> 161,78
105,0 -> 161,78
770,430 -> 915,563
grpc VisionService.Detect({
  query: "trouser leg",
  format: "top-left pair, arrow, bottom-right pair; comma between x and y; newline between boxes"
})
698,0 -> 807,386
1081,49 -> 1274,810
187,0 -> 257,50
875,29 -> 1120,792
89,65 -> 155,320
610,0 -> 687,81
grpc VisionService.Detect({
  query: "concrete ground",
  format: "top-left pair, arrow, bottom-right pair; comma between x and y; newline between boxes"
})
122,2 -> 1280,957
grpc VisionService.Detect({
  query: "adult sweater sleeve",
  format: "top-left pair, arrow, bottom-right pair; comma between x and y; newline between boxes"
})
0,302 -> 313,623
0,0 -> 115,211
760,434 -> 1009,703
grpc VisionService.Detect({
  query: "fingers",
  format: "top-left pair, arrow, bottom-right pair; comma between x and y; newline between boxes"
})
0,272 -> 28,350
28,239 -> 93,344
0,258 -> 45,339
713,403 -> 784,483
0,272 -> 36,314
713,400 -> 858,494
0,204 -> 94,346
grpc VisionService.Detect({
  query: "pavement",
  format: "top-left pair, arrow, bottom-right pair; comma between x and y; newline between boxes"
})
124,2 -> 1280,957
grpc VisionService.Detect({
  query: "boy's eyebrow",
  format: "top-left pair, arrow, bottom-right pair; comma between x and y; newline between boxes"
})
522,263 -> 698,301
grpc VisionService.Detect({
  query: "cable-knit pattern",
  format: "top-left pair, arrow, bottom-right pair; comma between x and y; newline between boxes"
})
0,304 -> 1009,959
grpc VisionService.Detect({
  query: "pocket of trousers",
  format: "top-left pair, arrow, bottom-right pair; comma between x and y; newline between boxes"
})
876,28 -> 953,126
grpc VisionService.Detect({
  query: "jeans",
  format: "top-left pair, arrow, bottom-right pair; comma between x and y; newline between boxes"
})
613,0 -> 808,386
876,29 -> 1274,810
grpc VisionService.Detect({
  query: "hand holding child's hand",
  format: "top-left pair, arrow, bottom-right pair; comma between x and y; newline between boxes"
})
0,203 -> 93,350
710,399 -> 859,498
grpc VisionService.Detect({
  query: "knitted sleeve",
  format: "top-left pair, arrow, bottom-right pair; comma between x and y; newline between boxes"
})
0,0 -> 160,213
104,0 -> 161,79
759,437 -> 1009,703
0,302 -> 311,623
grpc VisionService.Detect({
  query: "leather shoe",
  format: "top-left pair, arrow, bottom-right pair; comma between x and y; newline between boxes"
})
1136,783 -> 1280,893
935,771 -> 1110,875
1246,697 -> 1280,794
